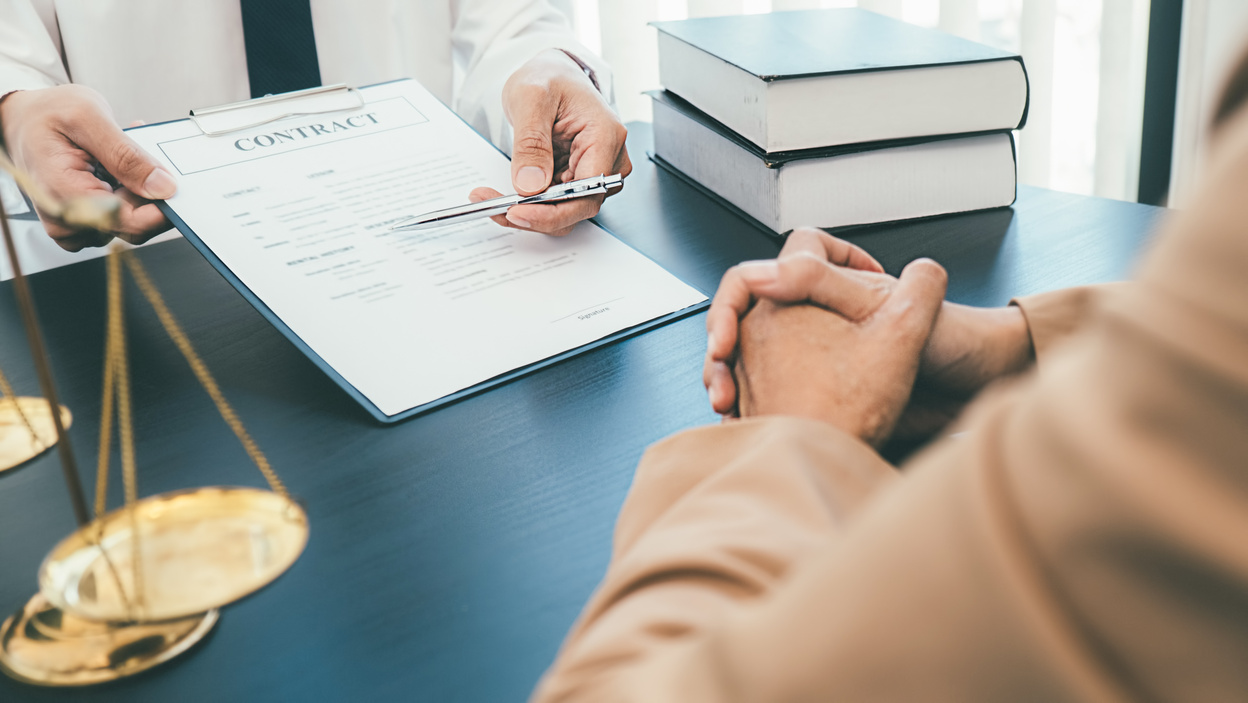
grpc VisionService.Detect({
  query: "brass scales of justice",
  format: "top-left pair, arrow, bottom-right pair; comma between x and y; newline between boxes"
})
0,149 -> 310,686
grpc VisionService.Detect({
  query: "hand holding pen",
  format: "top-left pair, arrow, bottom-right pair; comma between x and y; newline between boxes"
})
474,49 -> 633,236
391,174 -> 624,232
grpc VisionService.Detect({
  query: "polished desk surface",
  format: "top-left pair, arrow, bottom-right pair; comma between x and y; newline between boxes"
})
0,124 -> 1166,701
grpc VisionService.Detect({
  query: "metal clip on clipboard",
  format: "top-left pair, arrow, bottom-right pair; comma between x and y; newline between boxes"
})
188,84 -> 365,136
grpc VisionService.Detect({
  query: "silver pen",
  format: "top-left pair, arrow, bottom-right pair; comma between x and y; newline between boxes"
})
389,173 -> 624,231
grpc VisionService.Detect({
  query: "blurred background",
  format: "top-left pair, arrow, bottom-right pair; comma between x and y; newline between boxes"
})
550,0 -> 1248,207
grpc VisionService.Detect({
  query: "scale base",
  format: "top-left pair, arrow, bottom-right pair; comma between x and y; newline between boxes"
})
0,592 -> 217,687
0,397 -> 71,473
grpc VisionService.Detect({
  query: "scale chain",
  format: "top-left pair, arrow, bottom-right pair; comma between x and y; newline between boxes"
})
89,248 -> 293,621
122,252 -> 289,498
0,365 -> 44,452
93,250 -> 140,618
113,254 -> 144,614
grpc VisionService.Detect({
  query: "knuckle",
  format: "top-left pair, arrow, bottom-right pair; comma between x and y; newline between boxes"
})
56,85 -> 101,118
59,102 -> 91,129
723,263 -> 750,286
514,208 -> 553,230
780,227 -> 819,255
912,257 -> 948,286
548,72 -> 579,96
511,81 -> 552,108
108,140 -> 148,176
788,252 -> 825,281
514,131 -> 553,158
61,83 -> 98,101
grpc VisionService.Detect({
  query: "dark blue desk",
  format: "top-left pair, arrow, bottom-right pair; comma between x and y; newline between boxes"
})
0,124 -> 1166,701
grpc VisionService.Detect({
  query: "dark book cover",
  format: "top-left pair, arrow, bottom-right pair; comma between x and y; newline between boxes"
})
651,8 -> 1023,81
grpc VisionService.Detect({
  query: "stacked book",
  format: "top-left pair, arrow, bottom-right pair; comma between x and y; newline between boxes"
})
649,9 -> 1030,234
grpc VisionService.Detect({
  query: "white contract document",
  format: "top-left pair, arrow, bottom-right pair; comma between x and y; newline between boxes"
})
127,80 -> 707,421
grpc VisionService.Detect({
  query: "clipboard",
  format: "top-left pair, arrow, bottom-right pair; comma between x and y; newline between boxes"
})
188,84 -> 365,136
140,81 -> 710,424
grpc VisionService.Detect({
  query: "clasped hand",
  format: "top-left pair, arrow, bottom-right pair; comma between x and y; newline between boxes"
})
0,49 -> 629,250
704,228 -> 1036,447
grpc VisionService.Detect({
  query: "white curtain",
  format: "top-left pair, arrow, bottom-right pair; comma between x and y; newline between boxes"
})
565,0 -> 1153,202
1170,0 -> 1248,207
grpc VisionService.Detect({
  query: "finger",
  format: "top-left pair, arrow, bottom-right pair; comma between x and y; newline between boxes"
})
733,254 -> 892,320
464,188 -> 514,229
599,148 -> 633,201
568,144 -> 632,186
469,187 -> 502,202
878,258 -> 948,341
52,230 -> 113,251
58,232 -> 115,251
67,115 -> 176,201
781,226 -> 884,272
506,85 -> 559,195
109,188 -> 172,243
505,194 -> 604,235
705,360 -> 737,415
470,185 -> 599,235
29,170 -> 116,249
40,215 -> 114,251
515,120 -> 625,234
565,122 -> 629,182
616,148 -> 634,179
706,265 -> 761,362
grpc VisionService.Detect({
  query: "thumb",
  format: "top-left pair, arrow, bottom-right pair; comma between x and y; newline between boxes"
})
507,91 -> 558,195
70,117 -> 175,200
735,253 -> 891,321
879,258 -> 947,342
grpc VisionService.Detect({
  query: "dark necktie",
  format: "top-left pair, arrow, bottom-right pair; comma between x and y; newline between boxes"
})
240,0 -> 323,99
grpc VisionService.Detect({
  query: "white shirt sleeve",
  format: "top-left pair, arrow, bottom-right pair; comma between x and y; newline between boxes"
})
0,0 -> 68,99
449,0 -> 615,154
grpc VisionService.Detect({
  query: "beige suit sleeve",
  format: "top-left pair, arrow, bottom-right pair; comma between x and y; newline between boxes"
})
534,110 -> 1248,703
1012,284 -> 1127,361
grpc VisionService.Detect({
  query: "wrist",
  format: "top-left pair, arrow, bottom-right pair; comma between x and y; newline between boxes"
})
553,49 -> 601,94
964,304 -> 1035,384
921,302 -> 1034,397
995,303 -> 1035,373
534,48 -> 598,93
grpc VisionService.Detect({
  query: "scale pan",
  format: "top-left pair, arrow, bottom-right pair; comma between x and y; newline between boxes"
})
0,592 -> 217,686
39,486 -> 308,622
0,397 -> 71,473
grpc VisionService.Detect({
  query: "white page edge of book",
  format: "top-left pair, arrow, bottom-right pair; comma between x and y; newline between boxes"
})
778,133 -> 1017,231
653,98 -> 1017,233
768,61 -> 1027,152
652,97 -> 782,230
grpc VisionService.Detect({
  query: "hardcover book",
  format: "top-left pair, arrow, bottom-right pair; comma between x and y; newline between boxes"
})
650,90 -> 1018,234
652,9 -> 1029,152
